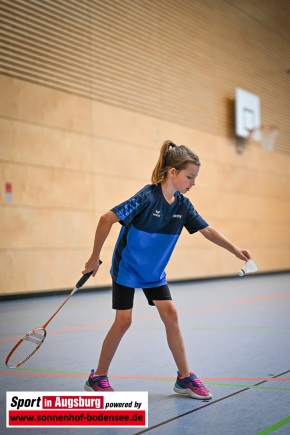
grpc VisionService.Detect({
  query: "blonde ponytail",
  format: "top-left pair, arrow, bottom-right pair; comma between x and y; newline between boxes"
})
151,140 -> 200,184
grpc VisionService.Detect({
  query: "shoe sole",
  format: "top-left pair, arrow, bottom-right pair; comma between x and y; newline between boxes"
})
84,382 -> 94,392
84,381 -> 114,392
174,385 -> 212,400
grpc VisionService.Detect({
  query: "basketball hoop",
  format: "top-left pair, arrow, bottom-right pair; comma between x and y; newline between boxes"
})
248,125 -> 279,152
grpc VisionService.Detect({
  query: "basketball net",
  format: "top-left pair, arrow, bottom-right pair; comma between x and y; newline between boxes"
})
248,125 -> 279,152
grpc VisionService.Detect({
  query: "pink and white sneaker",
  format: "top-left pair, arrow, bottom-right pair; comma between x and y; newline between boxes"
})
174,371 -> 212,400
84,369 -> 114,392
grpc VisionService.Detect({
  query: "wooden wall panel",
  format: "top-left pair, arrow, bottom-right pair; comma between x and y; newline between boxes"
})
1,0 -> 289,151
0,119 -> 94,172
0,0 -> 289,295
0,162 -> 94,209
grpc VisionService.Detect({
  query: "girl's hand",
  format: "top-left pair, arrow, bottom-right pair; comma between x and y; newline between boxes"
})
82,257 -> 101,277
235,249 -> 251,262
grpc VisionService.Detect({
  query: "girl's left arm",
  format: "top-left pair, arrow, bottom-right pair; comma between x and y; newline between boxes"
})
199,226 -> 251,261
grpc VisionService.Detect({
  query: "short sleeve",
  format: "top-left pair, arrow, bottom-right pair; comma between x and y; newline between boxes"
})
111,186 -> 151,226
184,201 -> 208,234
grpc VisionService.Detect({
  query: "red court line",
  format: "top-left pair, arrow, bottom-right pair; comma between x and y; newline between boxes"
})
1,291 -> 289,343
0,371 -> 289,381
0,317 -> 158,343
181,291 -> 290,315
0,321 -> 114,343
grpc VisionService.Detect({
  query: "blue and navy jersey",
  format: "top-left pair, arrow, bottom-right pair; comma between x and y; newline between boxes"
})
110,184 -> 208,288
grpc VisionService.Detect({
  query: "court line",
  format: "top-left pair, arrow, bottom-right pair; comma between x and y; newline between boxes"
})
133,369 -> 290,435
256,415 -> 290,435
0,369 -> 290,391
1,290 -> 290,343
180,291 -> 290,316
0,320 -> 115,343
1,366 -> 290,382
205,382 -> 290,391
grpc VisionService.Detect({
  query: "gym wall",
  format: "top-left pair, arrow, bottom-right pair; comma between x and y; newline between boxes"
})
1,0 -> 289,295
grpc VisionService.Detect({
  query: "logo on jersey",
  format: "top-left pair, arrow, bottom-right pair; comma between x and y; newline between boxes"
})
153,210 -> 161,218
173,214 -> 182,219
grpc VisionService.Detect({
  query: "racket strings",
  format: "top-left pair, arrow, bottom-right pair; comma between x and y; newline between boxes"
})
25,331 -> 45,345
6,329 -> 46,368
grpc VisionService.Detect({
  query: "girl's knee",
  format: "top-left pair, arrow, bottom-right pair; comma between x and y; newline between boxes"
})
114,312 -> 132,332
160,305 -> 179,325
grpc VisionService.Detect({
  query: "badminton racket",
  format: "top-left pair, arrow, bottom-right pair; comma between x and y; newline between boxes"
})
5,263 -> 101,369
238,259 -> 257,276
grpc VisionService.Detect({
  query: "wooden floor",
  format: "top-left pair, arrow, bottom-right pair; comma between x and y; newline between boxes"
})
1,273 -> 290,434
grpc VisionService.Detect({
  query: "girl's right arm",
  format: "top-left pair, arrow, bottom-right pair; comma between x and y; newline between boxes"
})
82,211 -> 120,276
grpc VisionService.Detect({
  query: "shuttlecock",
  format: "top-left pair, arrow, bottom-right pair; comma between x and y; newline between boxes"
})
238,259 -> 257,276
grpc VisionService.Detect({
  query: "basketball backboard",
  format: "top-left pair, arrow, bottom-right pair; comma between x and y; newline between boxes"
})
235,88 -> 261,141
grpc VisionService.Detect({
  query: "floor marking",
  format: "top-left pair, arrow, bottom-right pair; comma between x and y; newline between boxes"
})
256,415 -> 290,435
180,291 -> 290,317
1,368 -> 290,391
0,320 -> 113,342
1,366 -> 290,382
133,369 -> 290,435
205,382 -> 290,391
1,291 -> 290,342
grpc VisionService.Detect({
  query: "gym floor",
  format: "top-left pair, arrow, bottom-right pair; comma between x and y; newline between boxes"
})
1,273 -> 290,435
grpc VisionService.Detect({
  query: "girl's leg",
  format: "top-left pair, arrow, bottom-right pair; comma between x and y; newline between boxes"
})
153,300 -> 190,377
95,309 -> 132,375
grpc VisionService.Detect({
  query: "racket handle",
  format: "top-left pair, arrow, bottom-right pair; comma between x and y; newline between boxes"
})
76,260 -> 102,289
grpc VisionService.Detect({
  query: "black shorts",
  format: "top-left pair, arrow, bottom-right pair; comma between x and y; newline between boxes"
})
112,281 -> 172,310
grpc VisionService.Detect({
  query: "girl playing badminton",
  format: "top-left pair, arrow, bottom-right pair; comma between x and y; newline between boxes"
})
82,140 -> 251,399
